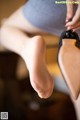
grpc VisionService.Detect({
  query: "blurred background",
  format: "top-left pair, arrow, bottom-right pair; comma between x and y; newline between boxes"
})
0,0 -> 80,120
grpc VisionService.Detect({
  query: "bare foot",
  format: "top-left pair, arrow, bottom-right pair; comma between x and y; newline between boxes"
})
21,35 -> 54,98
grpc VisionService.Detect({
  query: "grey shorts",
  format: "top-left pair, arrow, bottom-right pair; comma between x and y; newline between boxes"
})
22,0 -> 80,37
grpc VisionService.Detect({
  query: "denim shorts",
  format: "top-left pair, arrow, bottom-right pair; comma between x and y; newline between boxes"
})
22,0 -> 80,37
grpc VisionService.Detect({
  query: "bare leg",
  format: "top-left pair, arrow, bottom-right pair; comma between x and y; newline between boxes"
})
0,7 -> 54,98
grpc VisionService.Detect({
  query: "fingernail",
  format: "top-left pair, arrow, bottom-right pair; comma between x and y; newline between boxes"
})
66,19 -> 69,23
72,29 -> 75,32
67,27 -> 71,30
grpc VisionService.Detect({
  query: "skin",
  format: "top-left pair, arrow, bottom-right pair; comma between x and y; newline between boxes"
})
66,0 -> 80,31
0,7 -> 54,99
0,1 -> 79,99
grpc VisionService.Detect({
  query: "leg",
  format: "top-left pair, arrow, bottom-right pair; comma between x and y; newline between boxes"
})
0,7 -> 54,98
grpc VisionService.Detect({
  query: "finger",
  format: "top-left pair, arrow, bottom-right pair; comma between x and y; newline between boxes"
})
72,22 -> 80,31
66,0 -> 74,22
66,21 -> 80,30
73,26 -> 80,31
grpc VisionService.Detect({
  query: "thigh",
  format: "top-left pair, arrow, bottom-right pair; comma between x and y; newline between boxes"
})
3,6 -> 47,35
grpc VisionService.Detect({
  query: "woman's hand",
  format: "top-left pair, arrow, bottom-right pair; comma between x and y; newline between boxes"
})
66,0 -> 80,31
